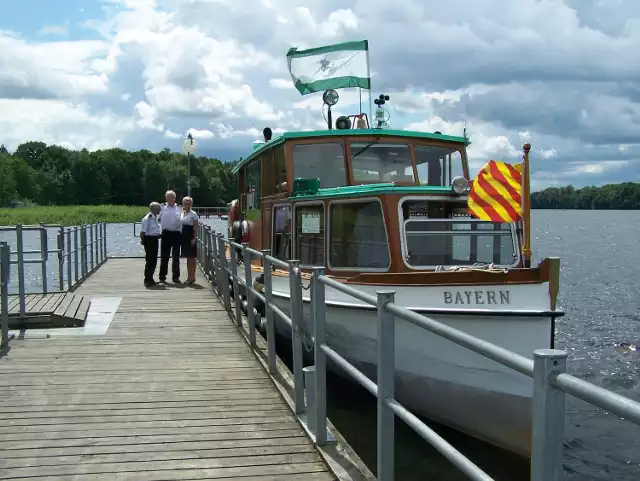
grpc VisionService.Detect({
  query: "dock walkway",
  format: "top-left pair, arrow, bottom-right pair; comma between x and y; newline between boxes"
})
0,258 -> 335,480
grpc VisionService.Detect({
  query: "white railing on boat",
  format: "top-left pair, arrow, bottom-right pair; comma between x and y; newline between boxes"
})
195,224 -> 640,481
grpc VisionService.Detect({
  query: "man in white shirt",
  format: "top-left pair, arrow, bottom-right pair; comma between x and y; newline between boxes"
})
158,190 -> 183,283
140,202 -> 162,286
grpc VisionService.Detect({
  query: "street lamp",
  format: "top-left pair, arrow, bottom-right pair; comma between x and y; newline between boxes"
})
182,133 -> 197,197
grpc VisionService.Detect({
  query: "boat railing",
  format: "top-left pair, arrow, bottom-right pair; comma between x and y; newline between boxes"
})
196,224 -> 640,481
0,223 -> 108,323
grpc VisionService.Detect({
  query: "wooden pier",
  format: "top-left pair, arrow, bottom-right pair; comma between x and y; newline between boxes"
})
0,258 -> 342,480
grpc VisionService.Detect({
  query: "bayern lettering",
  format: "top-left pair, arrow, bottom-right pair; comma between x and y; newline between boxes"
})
443,290 -> 510,305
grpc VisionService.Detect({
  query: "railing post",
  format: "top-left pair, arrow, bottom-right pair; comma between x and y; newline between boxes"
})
304,366 -> 317,435
262,249 -> 277,374
89,223 -> 95,271
80,226 -> 88,279
73,227 -> 79,283
217,234 -> 230,312
230,242 -> 242,327
289,260 -> 305,415
1,242 -> 10,349
531,349 -> 568,481
57,227 -> 64,291
242,243 -> 256,348
16,224 -> 26,318
311,267 -> 327,445
102,222 -> 107,261
40,226 -> 48,294
377,290 -> 396,481
65,229 -> 72,291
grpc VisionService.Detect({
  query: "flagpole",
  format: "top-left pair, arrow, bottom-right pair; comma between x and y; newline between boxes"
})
522,143 -> 532,268
365,42 -> 373,126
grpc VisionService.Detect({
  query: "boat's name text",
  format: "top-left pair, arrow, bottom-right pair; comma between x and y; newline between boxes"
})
444,290 -> 510,305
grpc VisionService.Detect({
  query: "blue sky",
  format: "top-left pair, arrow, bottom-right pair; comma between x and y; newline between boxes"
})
0,0 -> 639,190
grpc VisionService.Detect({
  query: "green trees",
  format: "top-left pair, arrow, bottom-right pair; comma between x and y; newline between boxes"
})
0,142 -> 238,206
531,183 -> 640,209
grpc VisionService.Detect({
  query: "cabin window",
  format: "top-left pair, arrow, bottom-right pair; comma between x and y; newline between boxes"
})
350,143 -> 413,183
263,147 -> 287,197
245,159 -> 261,220
414,146 -> 464,186
293,143 -> 346,188
294,204 -> 325,266
273,204 -> 292,262
329,200 -> 390,270
400,200 -> 518,267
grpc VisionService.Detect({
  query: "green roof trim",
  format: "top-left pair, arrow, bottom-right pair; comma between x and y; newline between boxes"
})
290,183 -> 460,200
231,128 -> 470,174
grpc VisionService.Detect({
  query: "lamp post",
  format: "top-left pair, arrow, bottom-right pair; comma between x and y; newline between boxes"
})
182,133 -> 197,197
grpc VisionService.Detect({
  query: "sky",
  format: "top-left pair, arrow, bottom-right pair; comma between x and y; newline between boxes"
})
0,0 -> 639,190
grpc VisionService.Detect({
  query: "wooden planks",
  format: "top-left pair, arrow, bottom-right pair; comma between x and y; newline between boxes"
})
2,292 -> 91,328
0,258 -> 335,481
3,293 -> 65,317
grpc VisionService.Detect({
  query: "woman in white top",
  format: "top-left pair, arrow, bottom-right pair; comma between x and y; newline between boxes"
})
180,196 -> 199,284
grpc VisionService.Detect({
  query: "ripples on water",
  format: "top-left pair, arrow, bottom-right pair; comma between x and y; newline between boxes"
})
1,211 -> 639,480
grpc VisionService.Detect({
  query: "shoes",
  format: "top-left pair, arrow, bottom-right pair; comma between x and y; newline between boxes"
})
159,278 -> 166,284
144,280 -> 158,286
172,278 -> 181,284
185,279 -> 195,285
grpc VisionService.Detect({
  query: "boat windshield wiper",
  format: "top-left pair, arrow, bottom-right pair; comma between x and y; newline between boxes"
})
351,140 -> 378,159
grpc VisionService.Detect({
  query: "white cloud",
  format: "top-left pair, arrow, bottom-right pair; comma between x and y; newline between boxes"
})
0,0 -> 638,188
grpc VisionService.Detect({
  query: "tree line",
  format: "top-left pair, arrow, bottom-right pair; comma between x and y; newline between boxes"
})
530,184 -> 640,210
0,142 -> 238,207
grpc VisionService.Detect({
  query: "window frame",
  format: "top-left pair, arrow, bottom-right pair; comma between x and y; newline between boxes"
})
292,201 -> 326,268
397,195 -> 521,270
347,141 -> 416,185
272,202 -> 293,263
327,197 -> 391,272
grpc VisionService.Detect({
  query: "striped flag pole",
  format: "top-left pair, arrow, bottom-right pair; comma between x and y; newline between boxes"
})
521,143 -> 532,267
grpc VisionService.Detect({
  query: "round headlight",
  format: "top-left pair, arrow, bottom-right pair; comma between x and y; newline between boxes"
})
451,176 -> 469,194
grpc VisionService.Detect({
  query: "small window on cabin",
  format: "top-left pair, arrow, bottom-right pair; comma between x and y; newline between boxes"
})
329,201 -> 390,270
414,146 -> 464,186
350,143 -> 413,184
245,160 -> 261,220
262,148 -> 287,197
293,143 -> 346,188
273,204 -> 292,262
295,204 -> 324,266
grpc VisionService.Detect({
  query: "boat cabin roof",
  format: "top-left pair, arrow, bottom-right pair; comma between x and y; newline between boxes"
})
289,182 -> 460,201
231,128 -> 470,174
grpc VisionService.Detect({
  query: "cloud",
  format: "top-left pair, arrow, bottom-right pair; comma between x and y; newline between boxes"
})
0,0 -> 638,188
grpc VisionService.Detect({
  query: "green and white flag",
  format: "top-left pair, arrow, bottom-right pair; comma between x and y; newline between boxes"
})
286,40 -> 371,96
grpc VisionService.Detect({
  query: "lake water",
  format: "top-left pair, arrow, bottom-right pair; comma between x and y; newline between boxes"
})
1,210 -> 639,480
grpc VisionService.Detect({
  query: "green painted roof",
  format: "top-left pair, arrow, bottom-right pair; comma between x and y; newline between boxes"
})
290,183 -> 465,200
231,128 -> 470,174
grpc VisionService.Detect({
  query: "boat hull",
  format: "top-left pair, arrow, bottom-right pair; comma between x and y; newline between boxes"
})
239,270 -> 554,456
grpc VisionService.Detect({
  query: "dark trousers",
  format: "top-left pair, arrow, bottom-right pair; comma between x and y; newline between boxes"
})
143,236 -> 159,282
159,229 -> 181,281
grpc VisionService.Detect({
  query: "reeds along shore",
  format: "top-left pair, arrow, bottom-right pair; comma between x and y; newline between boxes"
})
0,205 -> 148,226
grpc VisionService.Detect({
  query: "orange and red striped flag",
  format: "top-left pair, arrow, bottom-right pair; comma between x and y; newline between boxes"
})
467,160 -> 522,223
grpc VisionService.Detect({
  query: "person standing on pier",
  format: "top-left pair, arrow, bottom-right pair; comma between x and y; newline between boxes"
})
180,196 -> 199,284
158,190 -> 183,284
140,201 -> 162,286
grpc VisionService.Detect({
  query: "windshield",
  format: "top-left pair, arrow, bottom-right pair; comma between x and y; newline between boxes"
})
400,200 -> 519,268
414,145 -> 465,186
350,142 -> 414,183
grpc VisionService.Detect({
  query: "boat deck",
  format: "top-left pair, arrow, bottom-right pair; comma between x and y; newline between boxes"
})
0,258 -> 335,480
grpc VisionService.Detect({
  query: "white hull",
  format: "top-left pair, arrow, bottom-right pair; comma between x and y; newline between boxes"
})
241,270 -> 555,456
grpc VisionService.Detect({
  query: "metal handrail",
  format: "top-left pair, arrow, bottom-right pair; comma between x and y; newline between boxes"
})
195,224 -> 640,481
0,223 -> 108,322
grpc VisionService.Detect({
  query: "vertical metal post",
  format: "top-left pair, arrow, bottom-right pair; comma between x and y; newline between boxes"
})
1,242 -> 10,349
80,226 -> 88,279
102,222 -> 107,261
16,225 -> 26,318
73,227 -> 79,283
65,229 -> 72,291
57,227 -> 64,291
230,243 -> 242,327
187,152 -> 192,197
217,234 -> 230,312
377,290 -> 396,481
311,267 -> 327,445
304,366 -> 317,435
531,349 -> 568,481
242,243 -> 256,348
89,224 -> 95,270
39,227 -> 48,294
262,249 -> 277,374
289,260 -> 305,415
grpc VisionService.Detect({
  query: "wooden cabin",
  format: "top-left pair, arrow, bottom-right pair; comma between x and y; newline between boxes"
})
231,128 -> 529,278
